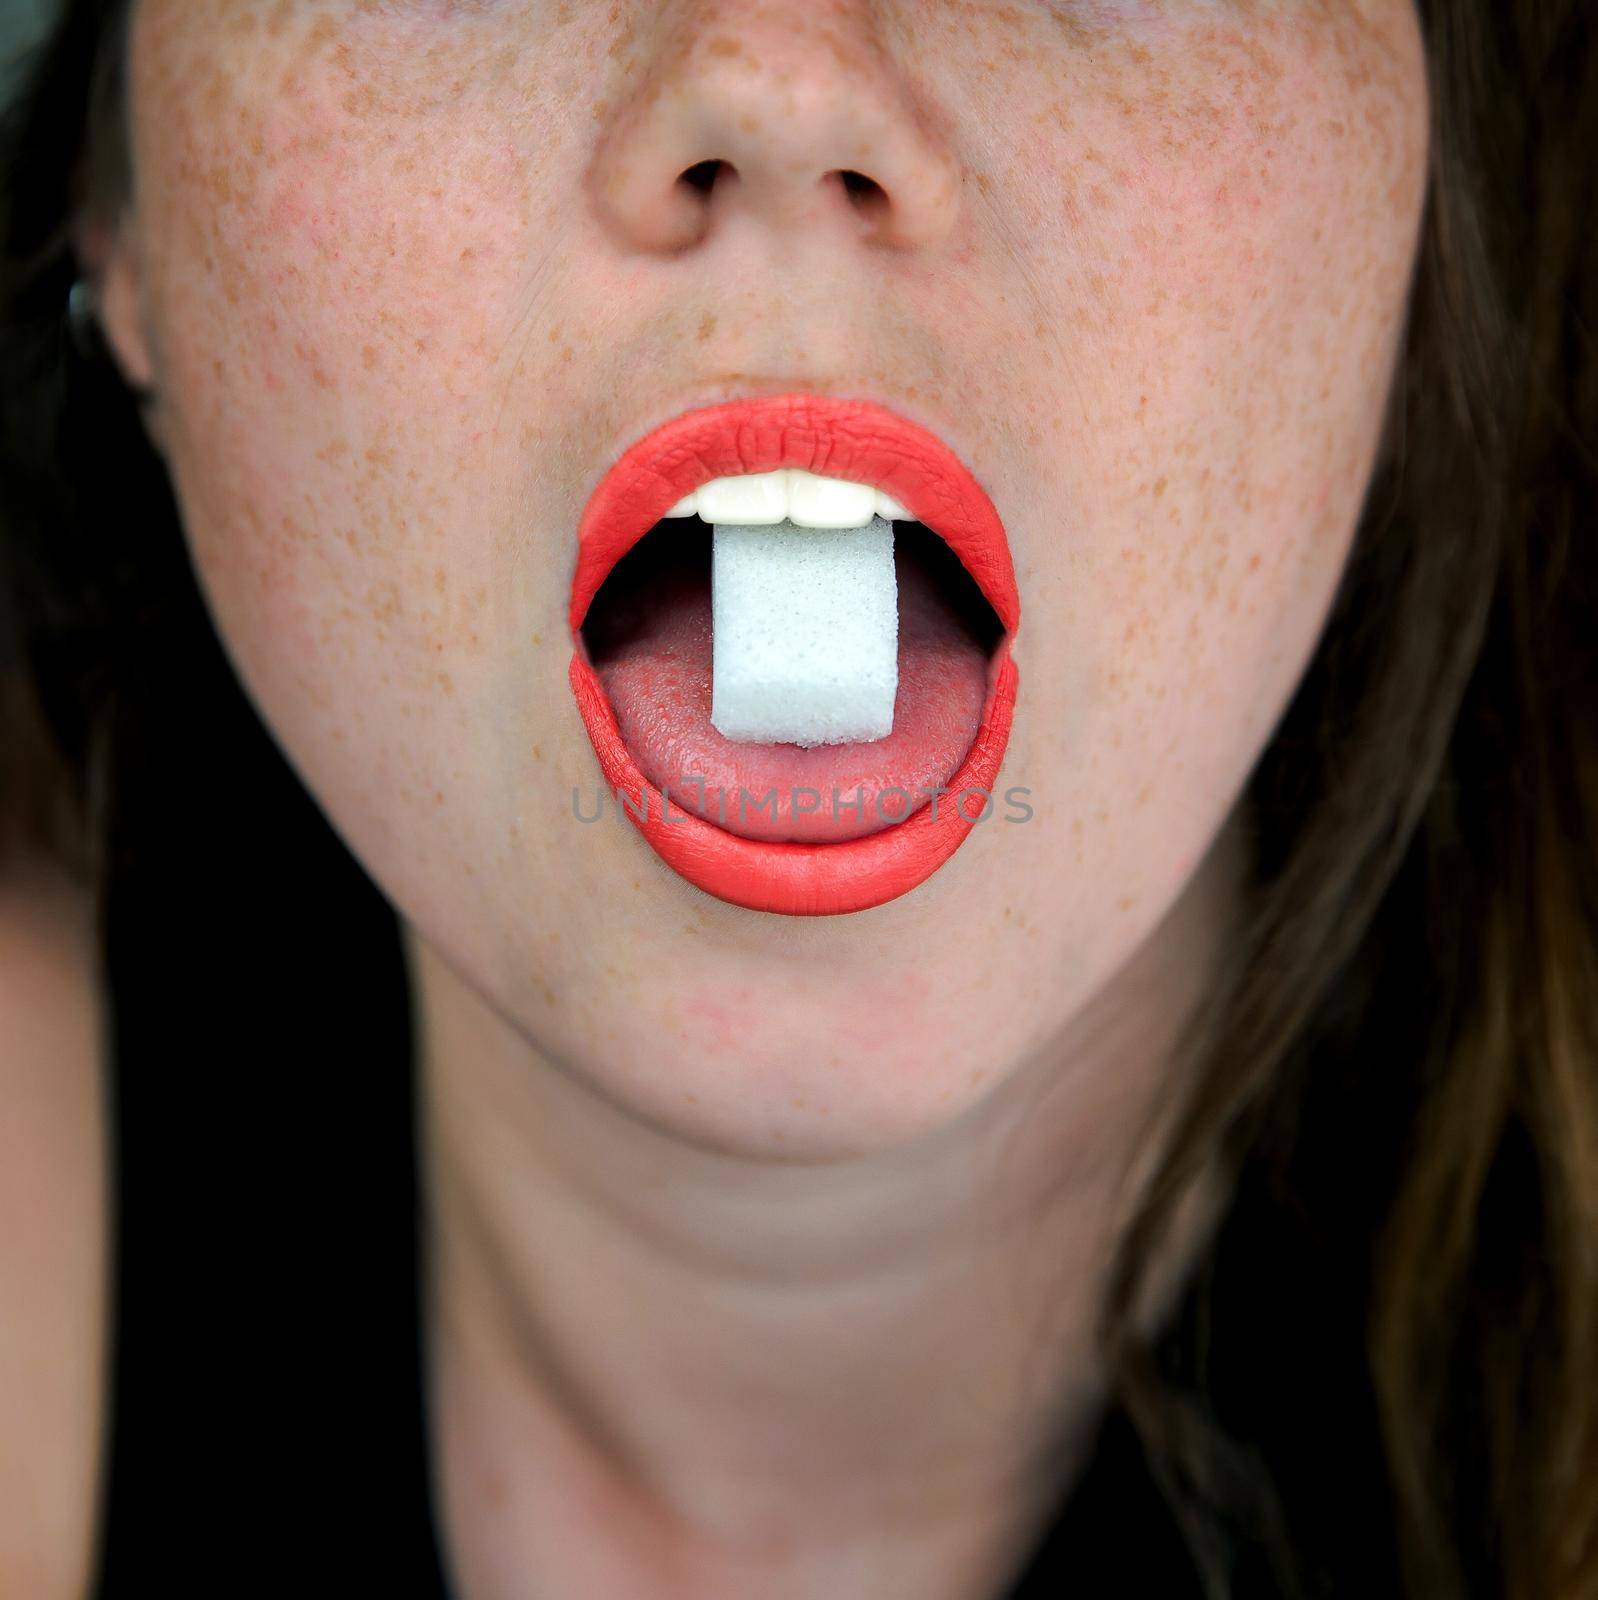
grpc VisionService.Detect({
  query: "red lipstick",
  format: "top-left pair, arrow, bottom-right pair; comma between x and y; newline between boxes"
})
569,392 -> 1019,916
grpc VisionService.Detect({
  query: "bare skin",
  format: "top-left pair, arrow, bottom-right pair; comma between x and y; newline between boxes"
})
413,813 -> 1243,1598
74,1 -> 1430,1594
0,853 -> 106,1600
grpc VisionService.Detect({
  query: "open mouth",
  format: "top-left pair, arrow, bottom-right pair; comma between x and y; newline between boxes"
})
568,393 -> 1020,916
584,506 -> 1004,843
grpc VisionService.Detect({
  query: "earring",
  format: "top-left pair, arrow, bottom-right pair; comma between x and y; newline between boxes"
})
66,277 -> 103,360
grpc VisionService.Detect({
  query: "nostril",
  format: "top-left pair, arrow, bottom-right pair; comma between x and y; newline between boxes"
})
679,159 -> 729,195
660,161 -> 905,245
832,168 -> 888,218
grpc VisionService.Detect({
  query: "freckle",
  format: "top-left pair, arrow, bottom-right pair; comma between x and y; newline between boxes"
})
302,14 -> 337,55
433,567 -> 446,593
1153,477 -> 1167,498
697,311 -> 717,342
362,345 -> 379,370
341,83 -> 379,118
531,745 -> 543,762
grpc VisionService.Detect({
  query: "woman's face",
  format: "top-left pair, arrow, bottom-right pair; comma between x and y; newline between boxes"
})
106,0 -> 1427,1156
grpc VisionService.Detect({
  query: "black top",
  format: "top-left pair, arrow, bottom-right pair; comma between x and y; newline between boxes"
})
85,590 -> 1404,1597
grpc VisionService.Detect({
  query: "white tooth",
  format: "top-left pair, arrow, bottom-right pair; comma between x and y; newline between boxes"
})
696,471 -> 788,525
671,472 -> 911,530
785,469 -> 877,528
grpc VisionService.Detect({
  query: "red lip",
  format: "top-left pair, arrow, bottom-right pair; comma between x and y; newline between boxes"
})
568,392 -> 1020,916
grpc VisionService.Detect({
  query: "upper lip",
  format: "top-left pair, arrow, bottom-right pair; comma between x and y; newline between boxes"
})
568,389 -> 1019,647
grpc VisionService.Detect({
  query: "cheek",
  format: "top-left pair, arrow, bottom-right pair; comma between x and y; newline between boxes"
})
1116,18 -> 1423,696
129,18 -> 573,833
998,5 -> 1426,906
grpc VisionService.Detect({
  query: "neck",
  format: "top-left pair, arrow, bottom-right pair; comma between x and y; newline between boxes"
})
406,816 -> 1245,1600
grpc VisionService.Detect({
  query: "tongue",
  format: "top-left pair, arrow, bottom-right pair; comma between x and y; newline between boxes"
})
591,542 -> 990,843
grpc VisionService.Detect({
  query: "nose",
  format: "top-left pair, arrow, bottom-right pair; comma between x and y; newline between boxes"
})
587,0 -> 963,254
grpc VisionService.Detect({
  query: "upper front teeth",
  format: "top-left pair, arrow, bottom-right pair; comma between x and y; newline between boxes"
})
662,469 -> 912,527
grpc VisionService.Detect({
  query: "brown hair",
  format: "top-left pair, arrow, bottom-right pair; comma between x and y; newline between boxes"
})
1099,4 -> 1598,1595
2,2 -> 1594,1597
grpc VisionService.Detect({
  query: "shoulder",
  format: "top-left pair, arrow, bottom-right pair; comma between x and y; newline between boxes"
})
0,848 -> 108,1600
0,845 -> 102,1077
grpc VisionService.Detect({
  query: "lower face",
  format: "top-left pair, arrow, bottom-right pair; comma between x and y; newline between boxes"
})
120,0 -> 1428,1157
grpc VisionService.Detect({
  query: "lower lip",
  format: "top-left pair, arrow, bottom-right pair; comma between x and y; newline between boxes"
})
568,393 -> 1020,916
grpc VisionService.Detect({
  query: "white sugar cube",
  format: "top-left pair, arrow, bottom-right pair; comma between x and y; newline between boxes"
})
711,515 -> 898,747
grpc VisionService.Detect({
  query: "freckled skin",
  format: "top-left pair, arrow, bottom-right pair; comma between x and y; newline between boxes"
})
107,0 -> 1427,1157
